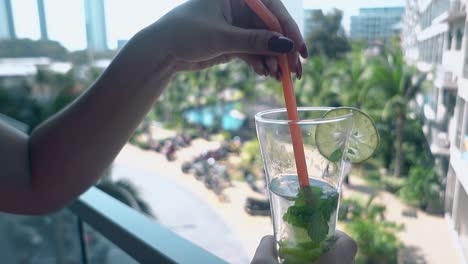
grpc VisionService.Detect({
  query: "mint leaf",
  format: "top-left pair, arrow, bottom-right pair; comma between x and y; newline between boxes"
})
280,184 -> 340,264
280,246 -> 323,264
328,148 -> 343,162
298,241 -> 321,250
320,192 -> 339,220
307,213 -> 329,242
283,203 -> 313,227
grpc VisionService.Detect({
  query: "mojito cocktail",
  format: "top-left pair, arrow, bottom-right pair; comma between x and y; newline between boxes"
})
255,107 -> 378,263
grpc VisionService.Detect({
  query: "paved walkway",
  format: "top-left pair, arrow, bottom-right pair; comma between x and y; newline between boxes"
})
342,177 -> 461,264
112,141 -> 270,263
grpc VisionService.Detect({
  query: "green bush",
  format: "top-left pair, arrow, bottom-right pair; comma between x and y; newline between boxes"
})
361,169 -> 404,193
220,131 -> 232,141
364,169 -> 382,188
340,196 -> 403,264
338,198 -> 364,221
240,139 -> 261,167
347,219 -> 402,264
381,176 -> 405,193
398,166 -> 442,211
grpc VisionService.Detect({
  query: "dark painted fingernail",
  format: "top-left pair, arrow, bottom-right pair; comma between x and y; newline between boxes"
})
276,69 -> 282,81
296,59 -> 302,80
268,36 -> 294,53
299,44 -> 309,58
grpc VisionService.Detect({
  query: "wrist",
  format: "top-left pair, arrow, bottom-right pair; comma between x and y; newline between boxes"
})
128,26 -> 178,76
95,26 -> 177,99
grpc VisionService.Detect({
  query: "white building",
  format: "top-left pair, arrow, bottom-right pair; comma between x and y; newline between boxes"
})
402,0 -> 468,262
351,7 -> 405,41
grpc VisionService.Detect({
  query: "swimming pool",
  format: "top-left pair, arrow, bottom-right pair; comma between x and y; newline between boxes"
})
183,102 -> 246,131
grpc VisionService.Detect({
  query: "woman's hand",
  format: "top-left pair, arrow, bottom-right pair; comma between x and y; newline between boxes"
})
251,231 -> 357,264
139,0 -> 307,78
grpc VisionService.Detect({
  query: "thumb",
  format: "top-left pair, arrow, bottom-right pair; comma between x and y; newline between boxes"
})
223,27 -> 294,55
251,235 -> 278,264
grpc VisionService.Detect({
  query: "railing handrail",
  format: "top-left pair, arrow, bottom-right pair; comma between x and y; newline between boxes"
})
69,187 -> 227,264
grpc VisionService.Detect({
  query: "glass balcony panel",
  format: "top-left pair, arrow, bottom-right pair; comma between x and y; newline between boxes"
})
83,224 -> 138,264
0,209 -> 82,264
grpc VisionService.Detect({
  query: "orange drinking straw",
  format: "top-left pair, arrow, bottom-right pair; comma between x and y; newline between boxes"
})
245,0 -> 310,187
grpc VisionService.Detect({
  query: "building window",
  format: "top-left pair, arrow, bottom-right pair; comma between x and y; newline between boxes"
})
448,31 -> 453,50
445,166 -> 456,216
455,98 -> 465,149
443,89 -> 457,118
455,184 -> 468,260
456,29 -> 464,50
432,86 -> 439,112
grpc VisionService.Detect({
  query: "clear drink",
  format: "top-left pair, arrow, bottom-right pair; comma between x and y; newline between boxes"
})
270,175 -> 339,263
255,108 -> 353,263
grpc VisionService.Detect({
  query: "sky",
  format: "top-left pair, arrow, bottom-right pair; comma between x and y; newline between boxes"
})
10,0 -> 405,51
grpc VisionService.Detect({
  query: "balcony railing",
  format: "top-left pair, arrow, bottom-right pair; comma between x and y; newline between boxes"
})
447,0 -> 466,20
435,67 -> 458,89
69,187 -> 226,264
431,130 -> 451,156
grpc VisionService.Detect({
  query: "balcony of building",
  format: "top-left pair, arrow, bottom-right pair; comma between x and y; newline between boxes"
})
445,165 -> 468,264
450,144 -> 468,193
435,66 -> 459,89
416,75 -> 457,157
446,0 -> 467,22
422,113 -> 452,156
450,96 -> 468,186
443,34 -> 465,75
0,186 -> 227,264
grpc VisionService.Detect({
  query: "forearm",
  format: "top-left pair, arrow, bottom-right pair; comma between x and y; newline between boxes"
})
24,29 -> 176,214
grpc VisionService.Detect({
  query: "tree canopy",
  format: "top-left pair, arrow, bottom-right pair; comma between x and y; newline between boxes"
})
306,9 -> 351,59
0,39 -> 68,60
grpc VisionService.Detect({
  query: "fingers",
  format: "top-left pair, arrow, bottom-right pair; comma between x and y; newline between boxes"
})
262,0 -> 308,58
240,55 -> 283,79
258,0 -> 305,78
314,231 -> 357,264
223,27 -> 294,55
264,56 -> 278,78
295,57 -> 302,80
334,230 -> 358,262
287,52 -> 300,79
251,235 -> 278,264
239,55 -> 268,76
183,54 -> 235,71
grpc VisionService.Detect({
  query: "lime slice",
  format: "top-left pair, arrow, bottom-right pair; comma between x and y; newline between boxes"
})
316,107 -> 379,163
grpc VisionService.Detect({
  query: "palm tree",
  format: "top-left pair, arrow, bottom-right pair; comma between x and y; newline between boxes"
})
367,47 -> 426,177
333,50 -> 372,108
95,166 -> 154,217
97,179 -> 154,217
206,64 -> 234,131
294,56 -> 340,107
